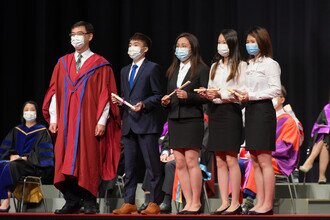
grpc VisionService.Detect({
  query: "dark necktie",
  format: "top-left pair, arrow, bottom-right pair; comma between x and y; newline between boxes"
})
129,64 -> 138,90
76,54 -> 82,73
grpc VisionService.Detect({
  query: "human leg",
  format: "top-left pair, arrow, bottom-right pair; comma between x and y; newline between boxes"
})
255,152 -> 274,213
184,149 -> 202,212
214,153 -> 230,212
248,153 -> 264,212
226,153 -> 241,212
318,142 -> 329,183
300,140 -> 324,172
173,149 -> 192,211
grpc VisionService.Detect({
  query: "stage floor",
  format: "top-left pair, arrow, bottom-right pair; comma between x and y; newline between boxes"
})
1,213 -> 330,220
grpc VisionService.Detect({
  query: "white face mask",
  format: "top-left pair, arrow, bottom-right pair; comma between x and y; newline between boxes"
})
71,35 -> 85,50
272,98 -> 278,109
128,46 -> 142,60
217,43 -> 230,57
23,111 -> 37,122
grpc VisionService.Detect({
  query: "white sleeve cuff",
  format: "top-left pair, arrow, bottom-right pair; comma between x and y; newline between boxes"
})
49,95 -> 57,124
97,102 -> 110,125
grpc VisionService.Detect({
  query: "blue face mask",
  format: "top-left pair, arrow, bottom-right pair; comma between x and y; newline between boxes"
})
175,47 -> 190,62
246,43 -> 260,56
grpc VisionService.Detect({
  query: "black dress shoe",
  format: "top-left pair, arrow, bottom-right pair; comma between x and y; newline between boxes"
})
84,205 -> 98,214
159,202 -> 172,214
177,209 -> 188,214
210,206 -> 229,215
80,202 -> 100,213
242,198 -> 254,214
253,209 -> 273,215
138,202 -> 149,213
222,205 -> 242,215
0,206 -> 10,212
54,204 -> 81,214
247,210 -> 257,215
183,207 -> 203,215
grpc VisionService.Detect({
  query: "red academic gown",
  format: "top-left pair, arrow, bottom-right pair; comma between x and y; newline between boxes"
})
42,53 -> 121,197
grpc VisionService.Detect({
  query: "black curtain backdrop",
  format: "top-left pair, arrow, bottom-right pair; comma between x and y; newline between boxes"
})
1,0 -> 329,178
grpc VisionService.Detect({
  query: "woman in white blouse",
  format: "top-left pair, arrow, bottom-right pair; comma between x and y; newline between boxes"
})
238,27 -> 281,215
199,29 -> 246,215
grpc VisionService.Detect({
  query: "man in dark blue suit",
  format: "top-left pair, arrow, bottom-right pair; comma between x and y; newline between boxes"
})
112,33 -> 165,214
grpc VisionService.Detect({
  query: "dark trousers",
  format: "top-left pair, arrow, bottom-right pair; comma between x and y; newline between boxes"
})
142,159 -> 175,196
123,130 -> 162,204
60,178 -> 96,207
162,160 -> 176,195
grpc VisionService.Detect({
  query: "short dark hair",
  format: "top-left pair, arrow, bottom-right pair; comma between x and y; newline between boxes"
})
246,26 -> 273,58
71,21 -> 94,34
281,85 -> 287,98
129,33 -> 152,49
21,100 -> 39,124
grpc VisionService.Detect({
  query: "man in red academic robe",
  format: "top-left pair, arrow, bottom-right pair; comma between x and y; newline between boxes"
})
42,21 -> 121,214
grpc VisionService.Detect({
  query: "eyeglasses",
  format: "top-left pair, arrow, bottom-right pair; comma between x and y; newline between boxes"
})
69,32 -> 90,37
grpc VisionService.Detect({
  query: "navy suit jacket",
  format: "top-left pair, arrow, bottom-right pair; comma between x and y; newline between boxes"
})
120,59 -> 165,136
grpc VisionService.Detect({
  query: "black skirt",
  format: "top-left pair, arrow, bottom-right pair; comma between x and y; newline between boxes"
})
245,99 -> 276,151
168,117 -> 204,149
207,103 -> 243,153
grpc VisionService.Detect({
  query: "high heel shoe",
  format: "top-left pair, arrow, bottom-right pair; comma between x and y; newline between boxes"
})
210,206 -> 230,215
299,165 -> 312,173
0,206 -> 10,212
222,205 -> 242,215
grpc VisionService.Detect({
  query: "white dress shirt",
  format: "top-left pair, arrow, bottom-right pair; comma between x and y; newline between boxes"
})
49,48 -> 110,125
177,61 -> 191,87
244,56 -> 281,100
208,60 -> 247,104
128,57 -> 145,80
74,49 -> 94,67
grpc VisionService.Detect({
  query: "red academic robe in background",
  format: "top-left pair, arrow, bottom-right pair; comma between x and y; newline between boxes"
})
42,53 -> 121,197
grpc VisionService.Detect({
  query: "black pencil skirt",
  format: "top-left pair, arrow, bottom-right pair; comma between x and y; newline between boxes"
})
245,99 -> 276,151
168,117 -> 204,149
207,103 -> 243,153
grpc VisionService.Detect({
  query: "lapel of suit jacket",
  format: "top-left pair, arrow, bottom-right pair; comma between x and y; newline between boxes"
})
129,59 -> 147,95
124,64 -> 131,95
170,67 -> 180,91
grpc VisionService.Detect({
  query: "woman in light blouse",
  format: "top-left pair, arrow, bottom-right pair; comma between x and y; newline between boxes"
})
199,29 -> 246,215
238,26 -> 281,215
161,33 -> 209,214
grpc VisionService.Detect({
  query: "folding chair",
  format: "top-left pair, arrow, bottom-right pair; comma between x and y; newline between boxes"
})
13,176 -> 47,212
275,173 -> 298,214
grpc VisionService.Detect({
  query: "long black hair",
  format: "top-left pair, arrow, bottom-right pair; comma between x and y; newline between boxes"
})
210,29 -> 242,82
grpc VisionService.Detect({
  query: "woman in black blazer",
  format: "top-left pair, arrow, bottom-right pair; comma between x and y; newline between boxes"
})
161,33 -> 209,214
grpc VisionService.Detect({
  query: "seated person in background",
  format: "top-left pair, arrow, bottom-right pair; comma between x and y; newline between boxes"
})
158,122 -> 176,214
240,86 -> 303,214
299,101 -> 330,183
0,101 -> 54,212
